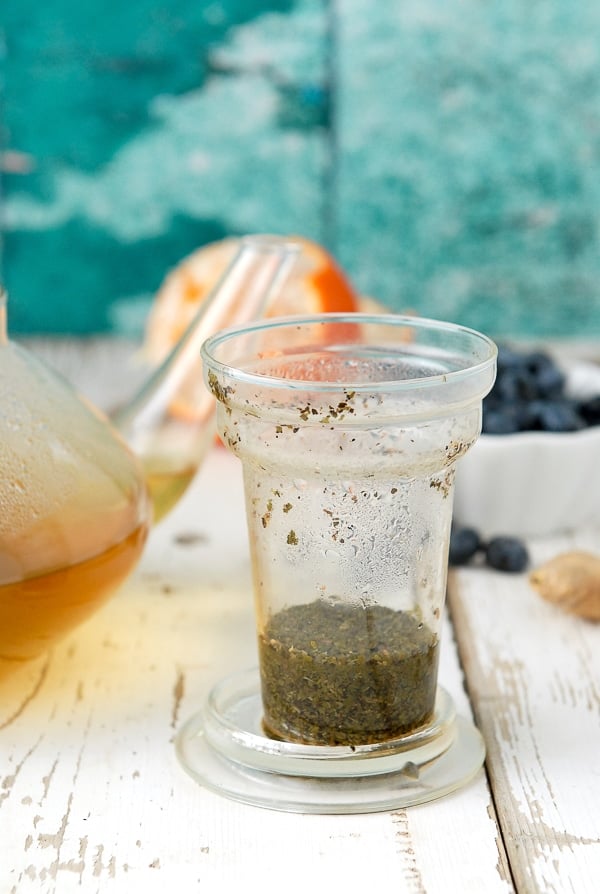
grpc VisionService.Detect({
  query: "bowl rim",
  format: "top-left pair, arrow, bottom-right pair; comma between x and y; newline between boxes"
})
477,424 -> 600,447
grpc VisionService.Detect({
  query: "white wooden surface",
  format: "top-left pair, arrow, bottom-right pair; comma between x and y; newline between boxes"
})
1,339 -> 598,892
448,530 -> 600,894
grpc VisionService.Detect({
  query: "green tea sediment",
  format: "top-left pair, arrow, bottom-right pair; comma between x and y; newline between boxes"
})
259,599 -> 438,746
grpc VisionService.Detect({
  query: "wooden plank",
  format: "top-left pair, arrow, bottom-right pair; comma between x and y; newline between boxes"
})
0,340 -> 512,892
448,530 -> 600,894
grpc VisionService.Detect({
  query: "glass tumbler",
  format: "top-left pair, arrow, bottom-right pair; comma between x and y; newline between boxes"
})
201,314 -> 496,749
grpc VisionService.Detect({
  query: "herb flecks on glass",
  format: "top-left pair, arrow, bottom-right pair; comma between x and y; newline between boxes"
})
259,599 -> 438,746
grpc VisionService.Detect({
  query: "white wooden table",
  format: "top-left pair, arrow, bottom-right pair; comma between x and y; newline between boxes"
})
1,341 -> 599,893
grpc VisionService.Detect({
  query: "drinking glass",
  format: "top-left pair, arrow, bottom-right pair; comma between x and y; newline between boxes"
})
177,313 -> 497,812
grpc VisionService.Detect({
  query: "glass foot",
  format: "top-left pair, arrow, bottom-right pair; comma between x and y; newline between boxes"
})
176,668 -> 485,814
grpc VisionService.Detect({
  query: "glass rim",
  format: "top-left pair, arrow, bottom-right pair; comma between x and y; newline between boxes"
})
201,312 -> 497,393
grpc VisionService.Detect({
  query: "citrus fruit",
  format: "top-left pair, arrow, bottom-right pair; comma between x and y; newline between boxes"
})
144,236 -> 360,365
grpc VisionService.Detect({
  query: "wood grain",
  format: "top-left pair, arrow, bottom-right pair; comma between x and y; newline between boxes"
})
448,529 -> 600,894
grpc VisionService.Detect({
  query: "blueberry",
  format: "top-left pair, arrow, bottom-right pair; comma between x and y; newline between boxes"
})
492,370 -> 522,404
482,406 -> 521,434
485,344 -> 598,435
514,366 -> 542,401
495,367 -> 534,402
516,399 -> 550,431
526,353 -> 566,398
579,395 -> 600,427
514,399 -> 542,431
524,350 -> 553,375
496,344 -> 524,374
482,409 -> 519,435
529,400 -> 585,433
485,537 -> 529,573
449,526 -> 481,566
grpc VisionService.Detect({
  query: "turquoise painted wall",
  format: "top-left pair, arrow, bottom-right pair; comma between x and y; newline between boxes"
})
2,0 -> 600,338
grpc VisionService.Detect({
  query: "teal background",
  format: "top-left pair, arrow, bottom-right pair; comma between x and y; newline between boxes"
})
2,0 -> 600,338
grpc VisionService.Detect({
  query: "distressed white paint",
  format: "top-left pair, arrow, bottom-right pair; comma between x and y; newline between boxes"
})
448,529 -> 600,894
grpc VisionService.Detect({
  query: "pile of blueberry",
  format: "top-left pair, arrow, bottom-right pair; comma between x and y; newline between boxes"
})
449,526 -> 529,573
447,347 -> 600,572
483,345 -> 600,434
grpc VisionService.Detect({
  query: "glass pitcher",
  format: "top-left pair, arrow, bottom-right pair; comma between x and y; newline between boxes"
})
0,237 -> 297,678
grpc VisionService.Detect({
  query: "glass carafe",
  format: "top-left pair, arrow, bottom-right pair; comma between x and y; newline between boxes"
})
0,288 -> 151,678
0,238 -> 297,678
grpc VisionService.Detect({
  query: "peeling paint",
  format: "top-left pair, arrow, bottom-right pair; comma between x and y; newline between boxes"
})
0,736 -> 44,808
0,658 -> 50,731
448,565 -> 600,891
390,811 -> 427,894
171,669 -> 186,732
40,758 -> 59,805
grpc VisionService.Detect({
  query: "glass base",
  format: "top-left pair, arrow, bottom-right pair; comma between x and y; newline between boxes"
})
176,669 -> 485,814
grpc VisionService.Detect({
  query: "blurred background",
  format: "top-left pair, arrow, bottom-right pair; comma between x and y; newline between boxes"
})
1,0 -> 600,339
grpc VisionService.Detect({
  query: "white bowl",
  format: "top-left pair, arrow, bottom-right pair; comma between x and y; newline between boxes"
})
454,425 -> 600,539
453,361 -> 600,539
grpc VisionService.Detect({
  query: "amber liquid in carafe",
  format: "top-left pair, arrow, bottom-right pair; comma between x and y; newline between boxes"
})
0,512 -> 149,678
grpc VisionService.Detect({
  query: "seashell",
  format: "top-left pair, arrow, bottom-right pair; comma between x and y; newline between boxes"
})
529,551 -> 600,621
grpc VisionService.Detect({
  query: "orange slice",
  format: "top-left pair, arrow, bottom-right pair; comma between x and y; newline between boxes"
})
144,236 -> 359,366
142,236 -> 361,424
